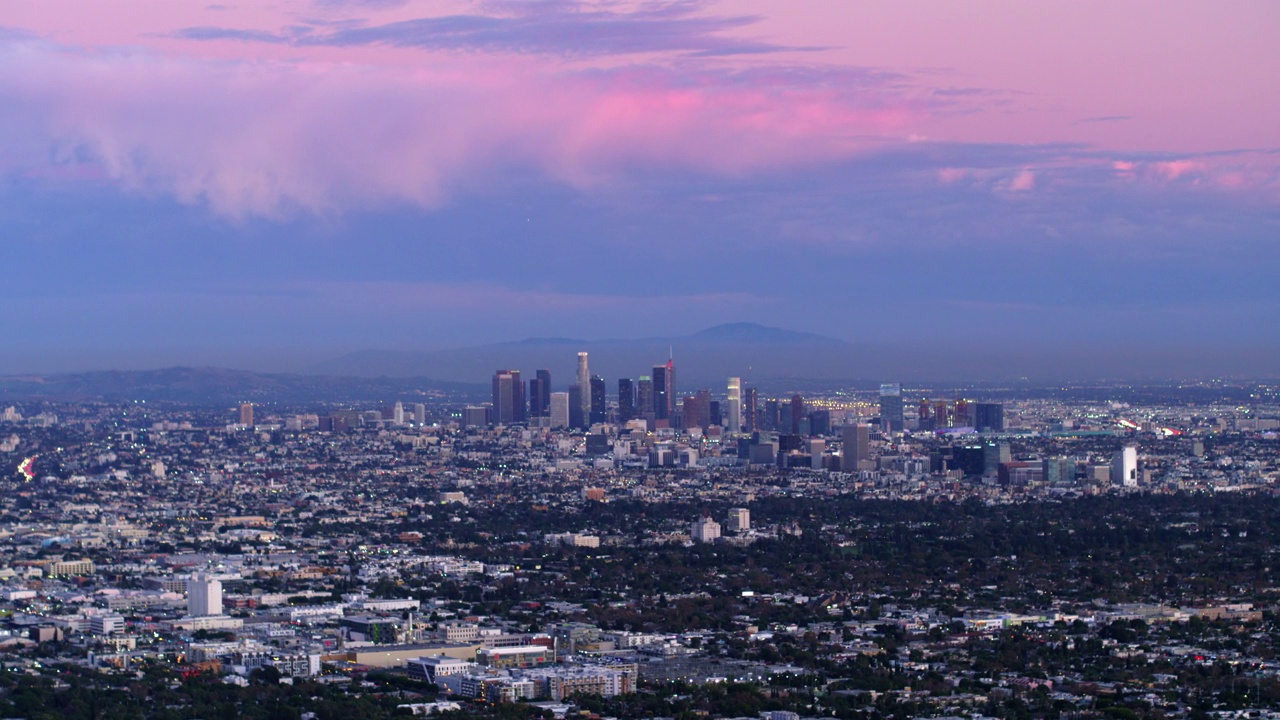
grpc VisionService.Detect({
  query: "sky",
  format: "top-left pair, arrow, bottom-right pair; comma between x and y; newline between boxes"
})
0,0 -> 1277,376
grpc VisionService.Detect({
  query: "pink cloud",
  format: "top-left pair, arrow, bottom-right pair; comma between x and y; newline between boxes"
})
1007,168 -> 1036,192
0,34 -> 926,218
1151,160 -> 1202,180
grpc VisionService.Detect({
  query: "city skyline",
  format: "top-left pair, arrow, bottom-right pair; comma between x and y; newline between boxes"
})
0,2 -> 1277,375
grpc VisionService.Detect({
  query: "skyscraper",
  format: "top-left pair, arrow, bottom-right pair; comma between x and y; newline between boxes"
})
636,376 -> 654,421
790,395 -> 805,435
974,402 -> 1005,433
528,376 -> 545,418
568,384 -> 585,430
491,370 -> 524,425
238,402 -> 254,428
743,387 -> 758,432
577,352 -> 591,427
726,377 -> 742,433
589,374 -> 606,425
549,392 -> 570,429
879,383 -> 903,432
1112,446 -> 1138,487
393,401 -> 405,426
535,369 -> 552,416
617,378 -> 635,423
651,359 -> 674,420
843,423 -> 871,470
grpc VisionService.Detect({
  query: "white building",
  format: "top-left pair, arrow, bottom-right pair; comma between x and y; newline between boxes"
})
188,574 -> 223,617
1112,446 -> 1138,487
691,517 -> 721,543
726,508 -> 750,533
726,378 -> 742,433
89,613 -> 126,636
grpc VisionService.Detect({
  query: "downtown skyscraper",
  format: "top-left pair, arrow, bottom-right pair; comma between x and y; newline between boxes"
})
577,352 -> 591,428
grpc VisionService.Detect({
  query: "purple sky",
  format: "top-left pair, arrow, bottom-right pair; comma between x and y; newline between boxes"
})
0,1 -> 1277,375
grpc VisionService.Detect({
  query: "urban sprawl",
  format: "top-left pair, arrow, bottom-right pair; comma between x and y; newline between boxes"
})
1,354 -> 1279,719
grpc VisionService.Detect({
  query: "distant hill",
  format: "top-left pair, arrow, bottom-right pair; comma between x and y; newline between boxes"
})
0,367 -> 485,405
308,323 -> 859,387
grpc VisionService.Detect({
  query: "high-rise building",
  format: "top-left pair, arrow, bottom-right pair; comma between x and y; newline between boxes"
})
1043,456 -> 1075,485
413,403 -> 426,426
238,403 -> 254,428
933,400 -> 950,429
790,395 -> 805,435
188,574 -> 223,617
617,378 -> 635,423
879,383 -> 904,432
953,399 -> 970,428
726,377 -> 742,433
743,387 -> 758,431
577,352 -> 591,428
652,360 -> 675,420
589,375 -> 606,425
535,369 -> 552,417
549,392 -> 570,429
491,370 -> 524,425
527,376 -> 544,418
636,376 -> 654,421
1112,446 -> 1138,487
974,402 -> 1005,433
694,389 -> 711,429
726,507 -> 750,533
568,384 -> 585,430
393,401 -> 405,426
917,398 -> 932,431
691,516 -> 721,543
843,423 -> 870,469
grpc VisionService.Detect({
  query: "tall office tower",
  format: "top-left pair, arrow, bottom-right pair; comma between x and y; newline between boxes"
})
589,375 -> 606,425
576,352 -> 591,427
743,387 -> 758,431
549,392 -> 570,429
413,403 -> 426,426
535,369 -> 552,416
652,359 -> 675,420
843,423 -> 871,469
568,384 -> 585,429
726,507 -> 750,533
636,376 -> 654,420
917,398 -> 932,431
763,399 -> 780,431
879,383 -> 904,432
726,377 -> 742,433
527,376 -> 545,417
790,395 -> 805,435
1112,446 -> 1138,487
983,442 -> 1011,475
933,400 -> 951,429
974,402 -> 1005,433
238,403 -> 254,427
188,574 -> 223,617
953,399 -> 970,428
708,400 -> 721,427
681,396 -> 699,431
694,389 -> 712,429
617,378 -> 635,423
491,370 -> 524,425
393,401 -> 405,426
